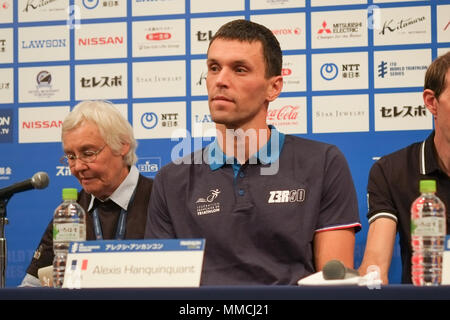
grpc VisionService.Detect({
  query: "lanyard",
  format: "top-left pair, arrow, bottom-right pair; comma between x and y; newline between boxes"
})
92,206 -> 127,240
91,189 -> 136,241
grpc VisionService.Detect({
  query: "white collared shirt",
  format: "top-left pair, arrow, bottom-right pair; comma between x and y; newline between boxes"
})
87,165 -> 139,212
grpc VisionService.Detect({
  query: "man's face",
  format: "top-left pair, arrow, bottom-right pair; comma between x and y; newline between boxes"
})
436,70 -> 450,132
206,38 -> 281,130
433,70 -> 450,143
62,121 -> 130,200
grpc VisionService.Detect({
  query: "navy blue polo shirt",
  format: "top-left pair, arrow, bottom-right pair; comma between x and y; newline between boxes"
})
367,131 -> 450,284
146,126 -> 361,285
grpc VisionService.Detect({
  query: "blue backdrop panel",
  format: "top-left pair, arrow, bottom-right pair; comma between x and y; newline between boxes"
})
0,0 -> 449,286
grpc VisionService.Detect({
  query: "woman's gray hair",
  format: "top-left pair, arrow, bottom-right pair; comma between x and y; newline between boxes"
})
62,100 -> 137,166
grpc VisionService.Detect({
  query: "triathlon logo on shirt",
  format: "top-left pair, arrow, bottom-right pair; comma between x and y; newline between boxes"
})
196,189 -> 221,216
268,189 -> 306,203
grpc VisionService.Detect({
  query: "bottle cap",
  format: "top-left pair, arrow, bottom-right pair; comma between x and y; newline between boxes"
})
419,180 -> 436,193
62,188 -> 78,200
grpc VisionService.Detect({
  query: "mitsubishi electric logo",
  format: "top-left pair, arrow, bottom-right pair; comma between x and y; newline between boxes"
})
318,21 -> 331,34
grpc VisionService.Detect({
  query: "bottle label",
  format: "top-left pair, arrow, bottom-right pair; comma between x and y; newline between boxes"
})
411,217 -> 446,236
53,223 -> 85,242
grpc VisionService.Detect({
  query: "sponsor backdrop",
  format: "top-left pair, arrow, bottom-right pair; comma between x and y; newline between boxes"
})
0,0 -> 449,286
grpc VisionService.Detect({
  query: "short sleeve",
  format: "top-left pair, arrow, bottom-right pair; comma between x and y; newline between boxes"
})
316,146 -> 361,233
144,168 -> 176,238
367,159 -> 398,224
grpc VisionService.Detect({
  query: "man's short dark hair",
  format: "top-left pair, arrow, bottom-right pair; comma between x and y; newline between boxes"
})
208,19 -> 282,78
424,51 -> 450,100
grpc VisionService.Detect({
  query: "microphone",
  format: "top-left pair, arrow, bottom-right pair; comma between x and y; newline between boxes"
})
0,172 -> 49,199
322,260 -> 360,280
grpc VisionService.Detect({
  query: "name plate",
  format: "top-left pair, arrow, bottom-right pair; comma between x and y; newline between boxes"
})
62,239 -> 205,289
441,236 -> 450,285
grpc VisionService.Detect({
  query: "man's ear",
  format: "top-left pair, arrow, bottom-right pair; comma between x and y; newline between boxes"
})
423,89 -> 437,117
120,143 -> 130,157
266,75 -> 283,102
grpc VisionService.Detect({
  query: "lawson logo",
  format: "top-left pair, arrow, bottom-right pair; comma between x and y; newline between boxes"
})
21,39 -> 66,49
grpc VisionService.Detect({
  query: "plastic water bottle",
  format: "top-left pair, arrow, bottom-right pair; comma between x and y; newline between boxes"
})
411,180 -> 446,286
53,188 -> 86,288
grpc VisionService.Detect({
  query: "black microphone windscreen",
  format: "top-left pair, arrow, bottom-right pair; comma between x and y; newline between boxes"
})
322,260 -> 346,280
31,172 -> 49,189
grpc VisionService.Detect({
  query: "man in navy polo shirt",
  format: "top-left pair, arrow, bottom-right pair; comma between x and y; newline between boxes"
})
145,19 -> 361,285
358,51 -> 450,284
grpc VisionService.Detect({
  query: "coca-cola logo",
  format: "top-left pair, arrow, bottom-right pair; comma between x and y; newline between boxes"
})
146,33 -> 172,41
267,105 -> 299,121
282,68 -> 292,76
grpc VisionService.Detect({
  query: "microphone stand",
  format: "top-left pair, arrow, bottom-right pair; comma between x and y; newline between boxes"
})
0,197 -> 9,288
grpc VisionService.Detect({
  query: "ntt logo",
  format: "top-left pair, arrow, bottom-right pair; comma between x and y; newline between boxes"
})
141,112 -> 158,129
83,0 -> 99,9
320,63 -> 338,81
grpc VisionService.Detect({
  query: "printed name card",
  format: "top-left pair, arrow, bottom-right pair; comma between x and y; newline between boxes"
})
62,239 -> 205,288
441,236 -> 450,285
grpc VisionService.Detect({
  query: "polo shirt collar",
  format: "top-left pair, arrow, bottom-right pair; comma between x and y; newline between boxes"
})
420,131 -> 440,175
207,125 -> 285,171
87,165 -> 139,211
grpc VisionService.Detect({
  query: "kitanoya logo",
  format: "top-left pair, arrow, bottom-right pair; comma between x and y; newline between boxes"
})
379,16 -> 427,36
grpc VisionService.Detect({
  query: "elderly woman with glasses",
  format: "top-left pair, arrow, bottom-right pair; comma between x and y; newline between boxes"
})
20,100 -> 153,287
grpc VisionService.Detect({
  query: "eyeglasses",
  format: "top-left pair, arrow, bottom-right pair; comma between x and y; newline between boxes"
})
60,145 -> 106,166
